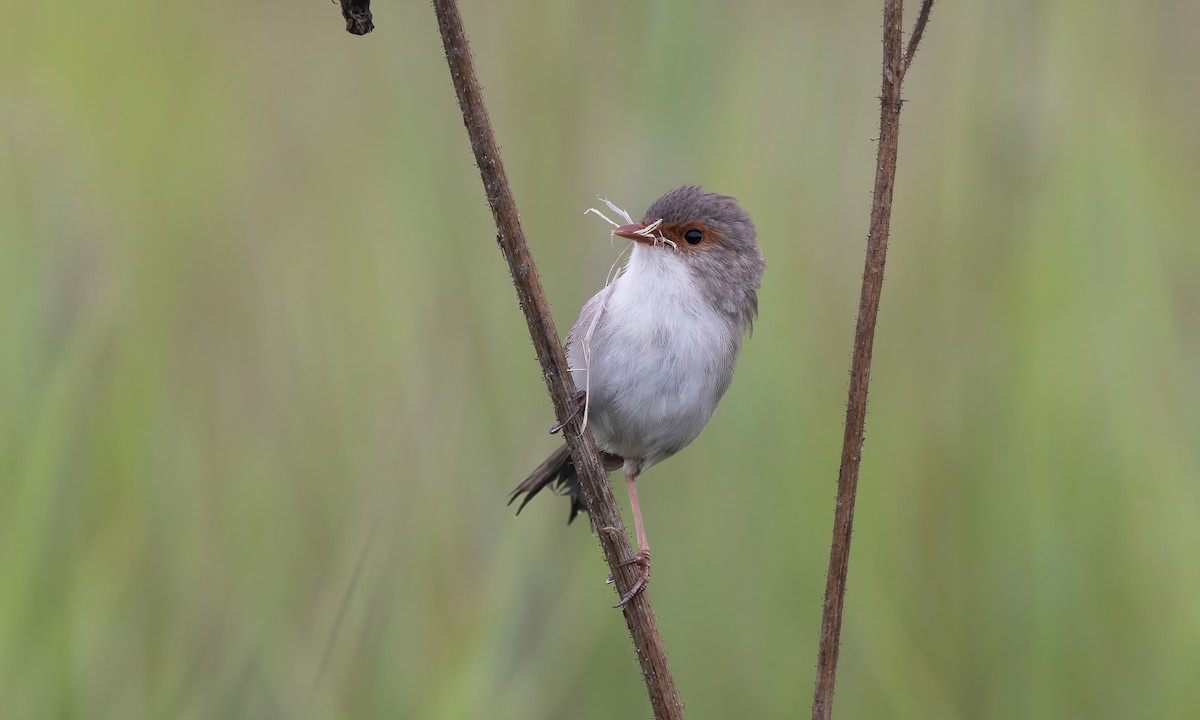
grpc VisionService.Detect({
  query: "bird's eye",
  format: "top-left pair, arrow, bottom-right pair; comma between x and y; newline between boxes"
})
684,228 -> 704,245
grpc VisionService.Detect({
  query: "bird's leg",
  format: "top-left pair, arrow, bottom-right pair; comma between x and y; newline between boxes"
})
615,460 -> 650,607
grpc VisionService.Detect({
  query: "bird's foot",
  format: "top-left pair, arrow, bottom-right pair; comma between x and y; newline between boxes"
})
611,551 -> 651,607
549,390 -> 587,434
601,526 -> 623,584
598,526 -> 651,605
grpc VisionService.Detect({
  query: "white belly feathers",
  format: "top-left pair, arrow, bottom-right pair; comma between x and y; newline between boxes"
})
567,245 -> 742,467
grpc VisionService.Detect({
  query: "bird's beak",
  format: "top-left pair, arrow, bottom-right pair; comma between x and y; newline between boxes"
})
613,223 -> 652,244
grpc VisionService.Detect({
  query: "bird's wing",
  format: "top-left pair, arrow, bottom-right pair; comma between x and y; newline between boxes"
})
565,287 -> 609,357
563,285 -> 615,394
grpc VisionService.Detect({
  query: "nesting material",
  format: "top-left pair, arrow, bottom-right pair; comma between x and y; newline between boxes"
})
568,199 -> 670,434
585,199 -> 675,248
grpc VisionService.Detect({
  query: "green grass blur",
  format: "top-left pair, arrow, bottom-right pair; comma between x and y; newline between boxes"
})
3,0 -> 1199,717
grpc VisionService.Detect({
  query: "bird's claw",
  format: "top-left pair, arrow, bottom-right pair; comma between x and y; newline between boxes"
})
600,528 -> 628,585
549,390 -> 587,434
600,526 -> 622,584
611,551 -> 650,607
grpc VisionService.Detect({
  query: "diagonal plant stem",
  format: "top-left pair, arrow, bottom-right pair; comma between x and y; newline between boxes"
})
429,1 -> 685,718
811,1 -> 935,719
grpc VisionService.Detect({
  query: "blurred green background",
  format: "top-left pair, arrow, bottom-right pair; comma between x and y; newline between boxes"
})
3,0 -> 1199,717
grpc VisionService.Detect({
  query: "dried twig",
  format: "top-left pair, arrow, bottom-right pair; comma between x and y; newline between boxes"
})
811,1 -> 935,719
430,2 -> 685,718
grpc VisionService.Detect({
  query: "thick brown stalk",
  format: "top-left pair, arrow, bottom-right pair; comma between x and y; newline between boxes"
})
811,1 -> 935,719
430,2 -> 685,718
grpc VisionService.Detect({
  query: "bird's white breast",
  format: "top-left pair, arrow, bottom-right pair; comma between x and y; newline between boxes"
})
570,245 -> 742,467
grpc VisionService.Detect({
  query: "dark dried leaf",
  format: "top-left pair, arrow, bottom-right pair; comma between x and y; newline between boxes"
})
337,0 -> 374,35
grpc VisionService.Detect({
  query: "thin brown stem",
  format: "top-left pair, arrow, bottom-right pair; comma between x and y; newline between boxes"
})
430,1 -> 684,718
903,0 -> 935,73
810,1 -> 935,719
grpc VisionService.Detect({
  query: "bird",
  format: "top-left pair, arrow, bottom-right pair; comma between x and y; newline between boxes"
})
508,185 -> 765,606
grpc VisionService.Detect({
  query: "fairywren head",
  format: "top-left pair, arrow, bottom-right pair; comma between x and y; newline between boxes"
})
613,185 -> 766,330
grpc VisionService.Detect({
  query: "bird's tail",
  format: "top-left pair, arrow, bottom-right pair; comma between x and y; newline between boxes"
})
508,444 -> 586,524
